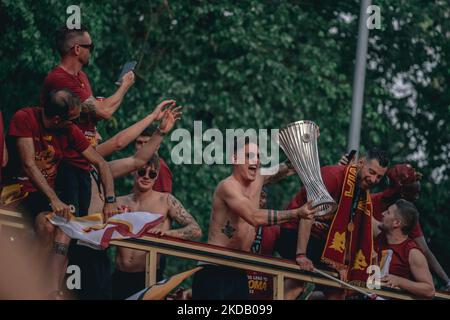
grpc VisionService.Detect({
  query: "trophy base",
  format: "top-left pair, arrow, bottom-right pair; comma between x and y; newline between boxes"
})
311,201 -> 337,217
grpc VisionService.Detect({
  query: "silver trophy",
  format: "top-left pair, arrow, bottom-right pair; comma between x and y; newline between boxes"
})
278,120 -> 336,216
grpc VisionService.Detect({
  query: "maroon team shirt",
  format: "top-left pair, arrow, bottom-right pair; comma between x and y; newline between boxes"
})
153,158 -> 173,193
8,107 -> 90,193
375,233 -> 422,281
41,66 -> 97,171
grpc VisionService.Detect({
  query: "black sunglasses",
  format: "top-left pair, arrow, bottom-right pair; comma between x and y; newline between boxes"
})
137,168 -> 157,179
72,43 -> 95,52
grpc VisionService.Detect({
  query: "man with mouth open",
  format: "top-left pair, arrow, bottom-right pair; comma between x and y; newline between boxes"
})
192,137 -> 317,300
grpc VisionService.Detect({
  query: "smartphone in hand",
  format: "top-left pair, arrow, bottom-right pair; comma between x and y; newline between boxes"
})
346,149 -> 357,162
115,60 -> 137,85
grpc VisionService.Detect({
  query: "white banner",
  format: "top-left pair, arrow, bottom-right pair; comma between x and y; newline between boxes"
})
48,211 -> 163,249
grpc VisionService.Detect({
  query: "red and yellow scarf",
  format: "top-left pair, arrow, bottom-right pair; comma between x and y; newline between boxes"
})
321,165 -> 373,285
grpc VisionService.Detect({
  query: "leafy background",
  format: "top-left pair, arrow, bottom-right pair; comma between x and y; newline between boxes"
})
1,0 -> 449,287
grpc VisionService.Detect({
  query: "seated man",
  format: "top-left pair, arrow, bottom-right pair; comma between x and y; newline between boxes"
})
372,199 -> 435,299
113,154 -> 202,299
5,89 -> 116,298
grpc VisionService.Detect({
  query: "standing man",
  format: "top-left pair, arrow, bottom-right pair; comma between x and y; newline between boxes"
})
192,137 -> 316,300
41,25 -> 135,217
279,148 -> 390,299
372,199 -> 435,299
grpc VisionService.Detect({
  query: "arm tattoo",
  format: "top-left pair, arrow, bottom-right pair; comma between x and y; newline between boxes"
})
221,220 -> 236,239
81,96 -> 97,114
53,242 -> 69,256
166,194 -> 201,240
267,209 -> 279,225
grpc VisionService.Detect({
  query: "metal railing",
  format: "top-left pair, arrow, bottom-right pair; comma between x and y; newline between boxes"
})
1,207 -> 449,300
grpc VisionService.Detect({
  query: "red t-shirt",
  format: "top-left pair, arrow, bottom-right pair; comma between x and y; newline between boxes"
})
0,111 -> 4,181
371,190 -> 424,238
282,165 -> 346,237
8,107 -> 90,193
375,233 -> 422,281
260,225 -> 281,255
41,66 -> 97,170
153,158 -> 173,193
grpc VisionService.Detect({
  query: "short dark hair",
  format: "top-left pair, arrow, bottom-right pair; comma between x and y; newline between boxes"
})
146,153 -> 160,171
394,199 -> 419,235
43,89 -> 80,118
365,148 -> 390,168
55,25 -> 89,56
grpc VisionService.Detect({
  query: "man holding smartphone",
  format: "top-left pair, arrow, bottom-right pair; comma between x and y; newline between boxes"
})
41,25 -> 135,217
39,25 -> 135,299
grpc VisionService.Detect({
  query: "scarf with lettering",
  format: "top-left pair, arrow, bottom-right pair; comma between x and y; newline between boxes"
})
321,165 -> 373,285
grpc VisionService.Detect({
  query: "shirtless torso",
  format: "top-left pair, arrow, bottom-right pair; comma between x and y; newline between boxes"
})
115,191 -> 172,273
208,174 -> 263,252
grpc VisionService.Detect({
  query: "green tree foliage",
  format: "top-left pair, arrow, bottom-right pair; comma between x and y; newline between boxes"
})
1,0 -> 449,284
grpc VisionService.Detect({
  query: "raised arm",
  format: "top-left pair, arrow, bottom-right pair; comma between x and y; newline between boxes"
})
107,105 -> 181,178
16,137 -> 71,218
382,249 -> 435,299
96,100 -> 176,157
161,194 -> 202,240
81,71 -> 135,120
220,181 -> 315,227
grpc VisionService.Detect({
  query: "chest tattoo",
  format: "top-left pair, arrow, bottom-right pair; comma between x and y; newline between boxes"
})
221,220 -> 236,239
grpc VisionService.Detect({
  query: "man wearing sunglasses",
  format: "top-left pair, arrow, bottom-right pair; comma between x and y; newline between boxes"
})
192,137 -> 317,300
68,103 -> 181,300
40,25 -> 135,220
112,154 -> 202,299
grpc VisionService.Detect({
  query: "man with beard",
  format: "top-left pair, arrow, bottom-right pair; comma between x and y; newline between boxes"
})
340,156 -> 450,292
279,148 -> 390,299
192,137 -> 317,300
372,199 -> 435,299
